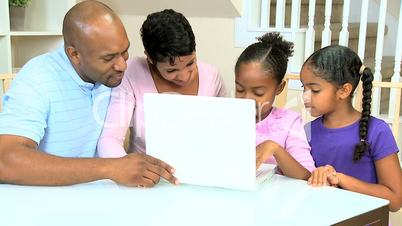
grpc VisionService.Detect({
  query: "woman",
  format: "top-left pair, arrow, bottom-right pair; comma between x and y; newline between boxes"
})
97,9 -> 226,157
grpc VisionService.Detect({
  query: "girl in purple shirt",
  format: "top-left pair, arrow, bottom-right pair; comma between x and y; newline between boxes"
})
235,32 -> 315,180
301,45 -> 402,212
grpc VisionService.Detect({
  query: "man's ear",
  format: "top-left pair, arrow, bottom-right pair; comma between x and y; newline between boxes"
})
275,80 -> 286,95
337,83 -> 353,100
65,46 -> 80,65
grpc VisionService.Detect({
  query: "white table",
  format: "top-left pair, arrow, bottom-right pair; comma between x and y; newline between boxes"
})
0,175 -> 389,226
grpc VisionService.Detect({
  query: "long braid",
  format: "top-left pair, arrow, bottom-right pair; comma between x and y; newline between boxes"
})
353,67 -> 374,161
304,45 -> 376,162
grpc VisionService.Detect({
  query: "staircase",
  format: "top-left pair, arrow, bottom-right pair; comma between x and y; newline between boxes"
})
270,0 -> 402,114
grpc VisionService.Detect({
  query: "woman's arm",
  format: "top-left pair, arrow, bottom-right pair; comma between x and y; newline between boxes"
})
97,77 -> 135,158
210,64 -> 227,97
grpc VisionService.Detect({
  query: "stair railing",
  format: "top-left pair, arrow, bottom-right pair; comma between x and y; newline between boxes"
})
372,0 -> 388,116
357,0 -> 369,60
338,0 -> 350,46
304,0 -> 316,59
389,2 -> 402,118
237,0 -> 402,148
321,0 -> 333,47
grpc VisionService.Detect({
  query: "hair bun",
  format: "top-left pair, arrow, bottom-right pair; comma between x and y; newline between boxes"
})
257,32 -> 294,58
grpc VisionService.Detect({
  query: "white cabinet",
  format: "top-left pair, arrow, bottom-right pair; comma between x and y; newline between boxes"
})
0,0 -> 76,73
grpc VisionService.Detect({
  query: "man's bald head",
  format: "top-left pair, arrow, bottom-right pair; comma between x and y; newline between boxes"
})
62,0 -> 122,47
61,0 -> 129,87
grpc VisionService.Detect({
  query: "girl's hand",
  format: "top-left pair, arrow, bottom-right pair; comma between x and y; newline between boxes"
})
308,164 -> 340,187
256,140 -> 280,169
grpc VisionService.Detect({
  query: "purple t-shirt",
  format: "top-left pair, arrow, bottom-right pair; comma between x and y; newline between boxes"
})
305,116 -> 399,183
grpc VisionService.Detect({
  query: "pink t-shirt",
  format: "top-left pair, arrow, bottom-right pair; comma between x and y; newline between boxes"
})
97,57 -> 227,157
256,107 -> 315,172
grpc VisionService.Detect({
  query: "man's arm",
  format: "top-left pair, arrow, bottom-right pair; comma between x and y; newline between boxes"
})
0,135 -> 178,187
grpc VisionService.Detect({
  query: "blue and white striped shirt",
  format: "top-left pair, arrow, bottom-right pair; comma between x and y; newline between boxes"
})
0,46 -> 111,157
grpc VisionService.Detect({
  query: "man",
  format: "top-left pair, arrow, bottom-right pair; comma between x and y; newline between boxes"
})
0,0 -> 178,187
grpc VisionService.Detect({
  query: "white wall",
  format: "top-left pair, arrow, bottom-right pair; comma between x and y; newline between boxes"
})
230,0 -> 244,16
98,0 -> 246,95
101,0 -> 241,18
119,15 -> 242,97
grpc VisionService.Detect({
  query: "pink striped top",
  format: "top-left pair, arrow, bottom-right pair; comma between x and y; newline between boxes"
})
256,107 -> 316,172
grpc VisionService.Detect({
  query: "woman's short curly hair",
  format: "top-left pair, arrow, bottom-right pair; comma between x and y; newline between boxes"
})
141,9 -> 196,65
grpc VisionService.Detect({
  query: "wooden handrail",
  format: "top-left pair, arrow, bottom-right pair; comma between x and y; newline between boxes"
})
0,73 -> 15,80
280,74 -> 402,140
0,73 -> 16,112
282,74 -> 402,88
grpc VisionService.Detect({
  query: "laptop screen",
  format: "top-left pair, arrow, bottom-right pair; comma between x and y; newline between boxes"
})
144,93 -> 258,190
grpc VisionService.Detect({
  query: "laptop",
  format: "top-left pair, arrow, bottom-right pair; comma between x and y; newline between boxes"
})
144,93 -> 275,191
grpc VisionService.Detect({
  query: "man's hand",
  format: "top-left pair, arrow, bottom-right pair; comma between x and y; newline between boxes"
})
108,152 -> 179,187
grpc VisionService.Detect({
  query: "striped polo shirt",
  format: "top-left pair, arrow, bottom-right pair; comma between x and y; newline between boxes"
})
0,46 -> 111,157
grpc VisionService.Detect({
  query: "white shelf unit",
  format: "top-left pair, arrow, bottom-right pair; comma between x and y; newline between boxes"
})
0,0 -> 76,73
10,31 -> 63,36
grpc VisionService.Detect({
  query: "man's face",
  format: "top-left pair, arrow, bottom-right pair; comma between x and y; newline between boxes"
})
72,18 -> 130,88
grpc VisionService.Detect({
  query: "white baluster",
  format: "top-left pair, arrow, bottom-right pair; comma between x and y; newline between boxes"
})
291,0 -> 301,30
247,0 -> 256,29
388,2 -> 402,118
290,0 -> 302,71
260,0 -> 270,30
339,0 -> 350,46
305,0 -> 316,59
321,0 -> 332,47
372,0 -> 388,116
275,0 -> 286,29
357,0 -> 369,61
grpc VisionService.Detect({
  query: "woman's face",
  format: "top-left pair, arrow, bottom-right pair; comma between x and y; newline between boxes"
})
153,52 -> 198,87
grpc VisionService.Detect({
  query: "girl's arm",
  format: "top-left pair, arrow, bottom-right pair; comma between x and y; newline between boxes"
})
284,114 -> 316,172
257,140 -> 311,180
339,154 -> 402,212
309,154 -> 402,212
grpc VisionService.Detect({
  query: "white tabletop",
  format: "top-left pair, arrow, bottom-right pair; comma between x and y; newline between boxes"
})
0,174 -> 388,226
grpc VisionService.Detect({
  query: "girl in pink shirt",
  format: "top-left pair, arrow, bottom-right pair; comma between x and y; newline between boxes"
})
235,32 -> 315,180
97,9 -> 226,157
